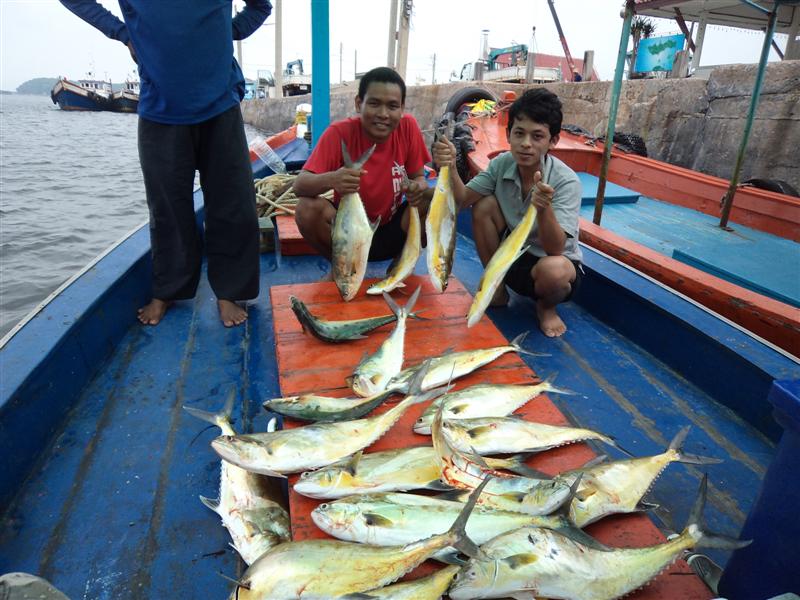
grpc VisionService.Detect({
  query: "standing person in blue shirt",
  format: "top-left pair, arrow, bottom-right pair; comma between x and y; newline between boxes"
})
59,0 -> 271,327
432,88 -> 583,337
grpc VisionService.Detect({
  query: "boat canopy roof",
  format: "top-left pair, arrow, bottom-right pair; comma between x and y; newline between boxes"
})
634,0 -> 800,33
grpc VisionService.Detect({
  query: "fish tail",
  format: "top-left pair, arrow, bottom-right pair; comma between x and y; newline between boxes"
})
443,476 -> 491,559
667,425 -> 723,464
493,454 -> 546,478
537,372 -> 576,396
510,331 -> 549,357
183,389 -> 236,432
684,475 -> 751,551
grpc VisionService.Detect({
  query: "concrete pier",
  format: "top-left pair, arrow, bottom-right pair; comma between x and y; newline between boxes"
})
242,60 -> 800,190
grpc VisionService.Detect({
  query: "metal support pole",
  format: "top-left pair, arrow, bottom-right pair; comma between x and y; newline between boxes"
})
274,0 -> 283,98
387,0 -> 398,68
691,17 -> 707,73
719,6 -> 778,229
311,0 -> 330,147
594,0 -> 634,226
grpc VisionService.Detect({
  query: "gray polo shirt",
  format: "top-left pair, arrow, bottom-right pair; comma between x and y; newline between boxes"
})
466,151 -> 583,262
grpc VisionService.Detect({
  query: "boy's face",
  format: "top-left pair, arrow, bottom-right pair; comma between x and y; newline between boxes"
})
355,82 -> 404,143
506,114 -> 559,171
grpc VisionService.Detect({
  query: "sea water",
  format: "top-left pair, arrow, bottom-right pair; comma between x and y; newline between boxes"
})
0,93 -> 264,338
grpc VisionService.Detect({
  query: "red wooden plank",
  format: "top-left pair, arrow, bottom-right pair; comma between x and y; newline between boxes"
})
268,277 -> 712,599
276,215 -> 317,256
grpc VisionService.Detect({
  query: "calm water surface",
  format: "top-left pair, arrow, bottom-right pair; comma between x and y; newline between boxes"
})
0,94 -> 262,338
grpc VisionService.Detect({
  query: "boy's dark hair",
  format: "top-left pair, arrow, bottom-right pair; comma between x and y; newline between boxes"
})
358,67 -> 406,103
507,88 -> 563,137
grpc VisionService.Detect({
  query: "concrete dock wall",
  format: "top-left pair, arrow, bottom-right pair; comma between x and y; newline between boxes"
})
241,60 -> 800,190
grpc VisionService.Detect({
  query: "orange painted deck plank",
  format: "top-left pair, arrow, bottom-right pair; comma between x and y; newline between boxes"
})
269,277 -> 712,599
276,215 -> 316,255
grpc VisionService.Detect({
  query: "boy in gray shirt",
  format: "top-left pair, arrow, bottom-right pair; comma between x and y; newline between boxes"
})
432,88 -> 582,337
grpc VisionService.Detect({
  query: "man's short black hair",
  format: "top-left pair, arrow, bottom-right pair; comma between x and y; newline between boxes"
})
357,67 -> 406,103
507,88 -> 563,137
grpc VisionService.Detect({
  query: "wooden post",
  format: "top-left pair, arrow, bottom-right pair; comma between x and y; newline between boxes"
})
582,50 -> 594,81
387,0 -> 398,68
396,0 -> 411,79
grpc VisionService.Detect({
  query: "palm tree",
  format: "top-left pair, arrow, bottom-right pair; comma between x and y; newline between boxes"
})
630,16 -> 656,78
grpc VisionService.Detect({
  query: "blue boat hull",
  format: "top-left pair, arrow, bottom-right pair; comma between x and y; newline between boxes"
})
51,88 -> 112,112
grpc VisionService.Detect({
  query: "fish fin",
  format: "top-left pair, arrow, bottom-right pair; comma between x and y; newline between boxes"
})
510,331 -> 549,358
581,454 -> 608,468
538,372 -> 576,396
466,425 -> 494,439
668,425 -> 723,464
183,388 -> 236,431
404,285 -> 423,315
345,375 -> 355,390
425,479 -> 456,491
199,495 -> 220,513
685,475 -> 751,551
492,454 -> 545,478
635,499 -> 660,512
338,594 -> 377,600
353,144 -> 377,169
677,453 -> 724,465
346,450 -> 363,476
369,374 -> 383,386
551,519 -> 612,551
448,403 -> 468,415
444,476 -> 491,559
408,309 -> 429,321
668,425 -> 691,450
550,473 -> 584,518
215,571 -> 250,590
266,416 -> 278,433
363,512 -> 394,527
340,140 -> 354,168
607,437 -> 634,457
435,550 -> 468,565
509,594 -> 537,600
502,553 -> 539,569
405,359 -> 432,396
382,291 -> 402,316
370,215 -> 382,233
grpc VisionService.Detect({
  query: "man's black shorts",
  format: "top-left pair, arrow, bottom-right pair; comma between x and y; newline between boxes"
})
368,202 -> 408,262
504,251 -> 583,301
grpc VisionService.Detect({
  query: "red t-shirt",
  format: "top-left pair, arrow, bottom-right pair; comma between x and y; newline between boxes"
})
302,114 -> 431,223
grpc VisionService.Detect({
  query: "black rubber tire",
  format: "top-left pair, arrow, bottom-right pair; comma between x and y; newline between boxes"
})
743,178 -> 799,197
444,86 -> 498,117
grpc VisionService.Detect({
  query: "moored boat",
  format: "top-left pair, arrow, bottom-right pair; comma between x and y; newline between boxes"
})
448,88 -> 800,357
50,75 -> 113,112
111,78 -> 140,113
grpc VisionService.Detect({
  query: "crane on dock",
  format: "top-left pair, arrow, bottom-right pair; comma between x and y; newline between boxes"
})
546,0 -> 580,81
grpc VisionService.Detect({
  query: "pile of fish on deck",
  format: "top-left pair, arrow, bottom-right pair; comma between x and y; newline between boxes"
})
183,139 -> 748,599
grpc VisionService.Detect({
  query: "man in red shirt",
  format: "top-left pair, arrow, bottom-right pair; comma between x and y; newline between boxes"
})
293,67 -> 431,267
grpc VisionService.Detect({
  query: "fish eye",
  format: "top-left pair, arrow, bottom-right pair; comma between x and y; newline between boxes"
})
319,503 -> 328,510
300,471 -> 310,478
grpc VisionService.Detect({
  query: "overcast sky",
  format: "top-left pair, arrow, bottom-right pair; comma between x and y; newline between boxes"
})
0,0 -> 789,91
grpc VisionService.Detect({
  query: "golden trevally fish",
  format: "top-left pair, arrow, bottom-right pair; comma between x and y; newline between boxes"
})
332,141 -> 379,301
289,295 -> 401,343
349,565 -> 459,599
263,389 -> 395,423
431,399 -> 574,516
563,425 -> 722,528
448,476 -> 750,600
294,445 -> 543,500
386,332 -> 543,395
212,367 -> 443,477
229,478 -> 490,600
414,374 -> 571,435
466,187 -> 538,327
440,416 -> 627,457
348,287 -> 421,397
183,394 -> 290,565
367,165 -> 422,295
312,491 -> 605,563
425,147 -> 457,292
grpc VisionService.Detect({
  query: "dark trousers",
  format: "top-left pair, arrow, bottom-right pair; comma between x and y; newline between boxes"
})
138,105 -> 259,302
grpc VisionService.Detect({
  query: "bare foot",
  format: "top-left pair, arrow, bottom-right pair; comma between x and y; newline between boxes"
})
319,270 -> 335,282
137,299 -> 172,326
218,299 -> 248,327
536,302 -> 567,337
489,285 -> 509,307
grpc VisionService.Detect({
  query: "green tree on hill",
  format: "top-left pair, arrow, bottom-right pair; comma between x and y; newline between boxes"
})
17,78 -> 60,95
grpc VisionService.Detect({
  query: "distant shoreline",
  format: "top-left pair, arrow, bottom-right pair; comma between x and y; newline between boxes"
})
0,90 -> 16,95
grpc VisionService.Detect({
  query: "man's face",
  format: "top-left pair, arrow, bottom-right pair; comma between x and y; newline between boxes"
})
506,114 -> 559,170
355,82 -> 404,143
